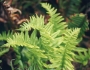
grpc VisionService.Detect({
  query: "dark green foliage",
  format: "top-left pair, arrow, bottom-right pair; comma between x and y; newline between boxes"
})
68,14 -> 89,38
65,0 -> 81,17
58,0 -> 81,17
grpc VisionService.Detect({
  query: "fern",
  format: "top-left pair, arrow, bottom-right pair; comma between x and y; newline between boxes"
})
4,32 -> 38,48
4,31 -> 47,70
68,14 -> 89,38
0,3 -> 86,70
16,3 -> 79,70
75,49 -> 90,66
41,3 -> 67,33
50,28 -> 80,70
0,31 -> 13,56
18,15 -> 45,31
0,31 -> 13,41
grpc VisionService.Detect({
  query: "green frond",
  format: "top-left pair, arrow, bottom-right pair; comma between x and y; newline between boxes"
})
3,30 -> 47,70
41,3 -> 67,32
18,15 -> 44,31
0,31 -> 13,41
68,14 -> 89,38
50,28 -> 79,70
75,48 -> 90,66
4,31 -> 39,48
18,3 -> 67,35
40,28 -> 80,70
0,31 -> 13,56
56,28 -> 80,70
0,31 -> 13,57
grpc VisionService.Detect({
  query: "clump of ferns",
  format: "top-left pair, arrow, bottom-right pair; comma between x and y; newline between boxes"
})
0,3 -> 89,70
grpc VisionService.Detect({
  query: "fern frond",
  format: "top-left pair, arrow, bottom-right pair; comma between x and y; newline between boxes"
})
41,3 -> 67,32
68,14 -> 89,38
18,14 -> 62,49
40,28 -> 80,70
75,48 -> 90,66
18,3 -> 67,35
0,31 -> 13,41
3,30 -> 47,70
18,15 -> 44,31
48,28 -> 80,70
0,31 -> 13,56
4,31 -> 39,48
